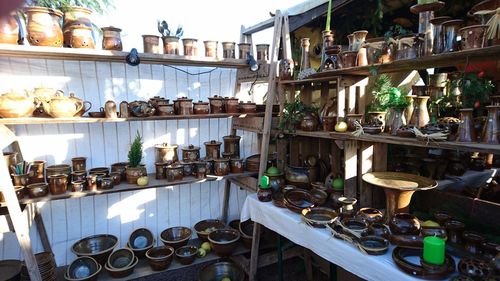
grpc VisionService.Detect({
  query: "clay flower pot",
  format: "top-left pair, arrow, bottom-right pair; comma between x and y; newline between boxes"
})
62,6 -> 92,47
125,166 -> 143,184
162,36 -> 180,55
142,35 -> 160,54
0,12 -> 20,44
460,25 -> 488,50
25,6 -> 63,47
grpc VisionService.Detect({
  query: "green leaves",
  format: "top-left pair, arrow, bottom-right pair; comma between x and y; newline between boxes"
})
370,74 -> 408,111
128,131 -> 143,168
30,0 -> 113,14
456,72 -> 493,109
278,99 -> 318,133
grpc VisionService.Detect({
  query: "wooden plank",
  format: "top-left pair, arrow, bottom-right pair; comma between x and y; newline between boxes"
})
236,63 -> 270,83
228,176 -> 258,193
0,44 -> 249,68
249,222 -> 262,281
344,140 -> 358,198
358,142 -> 374,207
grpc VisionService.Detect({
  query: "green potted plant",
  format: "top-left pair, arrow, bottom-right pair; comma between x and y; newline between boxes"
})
367,74 -> 392,129
278,98 -> 319,133
126,131 -> 145,184
158,20 -> 183,55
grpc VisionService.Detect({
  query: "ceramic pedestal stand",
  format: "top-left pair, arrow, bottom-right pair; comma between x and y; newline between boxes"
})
362,172 -> 437,223
410,1 -> 445,56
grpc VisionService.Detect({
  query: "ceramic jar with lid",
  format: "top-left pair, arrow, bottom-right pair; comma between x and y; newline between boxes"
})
223,135 -> 241,158
208,95 -> 225,113
155,162 -> 167,179
166,165 -> 184,182
204,140 -> 221,159
101,26 -> 122,51
193,101 -> 210,114
239,101 -> 257,113
174,97 -> 193,115
214,158 -> 230,176
225,97 -> 239,113
257,176 -> 272,202
180,162 -> 193,176
157,103 -> 175,116
230,158 -> 244,173
194,161 -> 207,179
264,166 -> 284,193
203,158 -> 215,175
155,143 -> 179,163
111,162 -> 128,181
181,145 -> 201,162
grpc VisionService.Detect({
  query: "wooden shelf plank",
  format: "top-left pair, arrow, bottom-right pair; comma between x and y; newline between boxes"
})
229,176 -> 258,192
306,45 -> 500,78
0,44 -> 249,68
4,172 -> 256,206
280,130 -> 500,154
0,113 -> 265,125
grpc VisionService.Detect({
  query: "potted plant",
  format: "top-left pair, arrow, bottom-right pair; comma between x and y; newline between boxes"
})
126,131 -> 144,184
278,98 -> 319,133
367,74 -> 392,129
158,20 -> 183,55
384,86 -> 410,135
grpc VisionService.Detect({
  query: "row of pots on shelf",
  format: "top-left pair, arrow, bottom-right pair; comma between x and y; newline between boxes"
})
66,219 -> 250,280
0,89 -> 258,119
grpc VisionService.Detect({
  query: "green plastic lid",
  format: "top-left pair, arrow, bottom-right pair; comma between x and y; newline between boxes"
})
260,175 -> 270,189
331,177 -> 344,190
266,166 -> 280,176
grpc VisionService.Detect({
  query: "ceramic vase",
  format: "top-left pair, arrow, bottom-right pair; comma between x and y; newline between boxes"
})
63,6 -> 92,47
409,96 -> 430,128
482,105 -> 500,144
457,108 -> 476,142
404,95 -> 416,123
25,6 -> 63,47
367,111 -> 387,130
430,16 -> 451,54
352,30 -> 368,52
387,108 -> 406,136
0,12 -> 20,44
163,36 -> 180,55
300,38 -> 311,71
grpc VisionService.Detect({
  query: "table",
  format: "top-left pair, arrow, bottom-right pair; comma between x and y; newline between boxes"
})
241,194 -> 451,281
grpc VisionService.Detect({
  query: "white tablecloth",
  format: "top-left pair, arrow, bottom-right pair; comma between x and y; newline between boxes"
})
241,194 -> 450,281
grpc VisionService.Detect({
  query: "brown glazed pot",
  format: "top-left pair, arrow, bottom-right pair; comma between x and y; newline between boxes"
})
29,160 -> 46,183
208,96 -> 224,113
181,145 -> 200,162
11,173 -> 30,187
71,170 -> 87,183
162,36 -> 180,55
101,26 -> 122,51
193,101 -> 210,114
155,162 -> 166,180
71,157 -> 87,172
86,174 -> 98,191
48,174 -> 68,195
146,246 -> 174,271
225,97 -> 239,113
223,135 -> 241,158
460,25 -> 488,50
166,165 -> 184,182
111,162 -> 128,181
214,159 -> 230,176
389,213 -> 421,235
125,167 -> 143,184
27,183 -> 49,198
299,112 -> 319,131
46,164 -> 72,182
142,35 -> 160,54
155,143 -> 179,163
62,6 -> 92,47
194,161 -> 207,178
25,7 -> 63,47
203,40 -> 218,58
322,116 -> 336,131
239,101 -> 257,113
230,158 -> 244,173
182,38 -> 198,56
157,104 -> 175,116
174,97 -> 193,115
222,41 -> 236,59
175,246 -> 197,265
67,24 -> 94,49
340,51 -> 358,68
204,140 -> 222,159
0,12 -> 20,44
208,229 -> 240,257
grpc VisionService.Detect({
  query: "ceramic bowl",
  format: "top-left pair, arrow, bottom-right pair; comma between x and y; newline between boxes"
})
127,228 -> 154,259
283,189 -> 314,213
145,246 -> 174,271
88,111 -> 105,118
175,245 -> 197,265
194,219 -> 226,242
160,226 -> 192,250
71,234 -> 119,265
367,223 -> 390,238
65,256 -> 101,281
389,213 -> 421,235
362,125 -> 383,135
420,227 -> 447,240
357,207 -> 384,224
310,189 -> 328,206
26,183 -> 49,198
359,236 -> 389,255
272,191 -> 286,208
301,207 -> 338,228
104,256 -> 138,279
198,261 -> 245,281
228,219 -> 240,231
106,248 -> 134,269
239,220 -> 255,249
208,229 -> 240,257
458,257 -> 492,280
342,218 -> 368,234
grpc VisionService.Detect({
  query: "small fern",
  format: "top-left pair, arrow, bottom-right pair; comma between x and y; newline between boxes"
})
128,131 -> 143,168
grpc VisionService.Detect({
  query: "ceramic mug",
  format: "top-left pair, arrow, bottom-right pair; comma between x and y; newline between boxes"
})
48,174 -> 67,195
105,100 -> 118,119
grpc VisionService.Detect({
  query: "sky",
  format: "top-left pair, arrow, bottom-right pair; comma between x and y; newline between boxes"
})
92,0 -> 307,53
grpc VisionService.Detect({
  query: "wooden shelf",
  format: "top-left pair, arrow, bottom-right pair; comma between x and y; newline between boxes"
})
0,44 -> 249,68
5,172 -> 256,206
280,129 -> 500,154
307,45 -> 500,78
0,113 -> 265,125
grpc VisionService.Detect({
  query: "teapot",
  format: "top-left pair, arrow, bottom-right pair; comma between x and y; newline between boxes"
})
69,92 -> 91,117
0,91 -> 37,118
41,91 -> 84,118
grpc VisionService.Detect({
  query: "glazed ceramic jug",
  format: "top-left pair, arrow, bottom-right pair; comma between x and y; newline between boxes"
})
0,12 -> 20,44
352,30 -> 368,52
25,6 -> 63,47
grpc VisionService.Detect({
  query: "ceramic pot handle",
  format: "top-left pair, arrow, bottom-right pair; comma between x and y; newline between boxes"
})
83,101 -> 92,113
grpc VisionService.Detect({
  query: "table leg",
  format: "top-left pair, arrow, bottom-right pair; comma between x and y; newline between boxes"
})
330,263 -> 338,281
221,180 -> 231,223
249,222 -> 262,281
278,235 -> 283,281
303,248 -> 313,281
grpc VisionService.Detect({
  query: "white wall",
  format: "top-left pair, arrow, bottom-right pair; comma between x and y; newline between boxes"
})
0,57 -> 260,266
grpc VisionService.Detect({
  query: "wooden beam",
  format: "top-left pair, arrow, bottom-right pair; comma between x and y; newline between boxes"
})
34,205 -> 52,253
221,180 -> 232,224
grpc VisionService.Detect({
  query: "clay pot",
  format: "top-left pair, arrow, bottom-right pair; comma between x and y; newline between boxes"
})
157,103 -> 175,116
430,16 -> 452,55
174,97 -> 193,115
101,26 -> 122,51
395,34 -> 423,60
194,161 -> 207,179
256,44 -> 269,60
285,165 -> 316,189
67,25 -> 94,49
166,165 -> 183,182
62,6 -> 92,46
155,144 -> 178,163
193,101 -> 209,115
365,37 -> 395,64
0,12 -> 20,44
86,174 -> 97,191
239,101 -> 256,113
340,51 -> 358,68
155,162 -> 166,180
46,164 -> 71,182
100,177 -> 113,190
0,185 -> 25,202
264,173 -> 285,193
352,30 -> 368,52
182,38 -> 198,56
442,19 -> 464,52
0,92 -> 37,118
111,162 -> 128,181
238,43 -> 251,59
225,97 -> 239,114
208,96 -> 224,113
29,160 -> 46,184
204,140 -> 221,159
346,114 -> 363,131
125,167 -> 143,184
279,58 -> 294,80
389,213 -> 421,235
457,108 -> 476,142
460,25 -> 488,50
299,112 -> 319,131
482,105 -> 500,144
204,40 -> 218,58
71,170 -> 87,183
322,116 -> 336,131
357,208 -> 383,225
25,7 -> 63,47
71,157 -> 87,172
214,159 -> 230,176
223,135 -> 241,158
12,173 -> 30,187
222,42 -> 236,59
162,36 -> 180,55
230,158 -> 244,174
48,174 -> 68,195
69,179 -> 85,192
181,145 -> 200,162
110,172 -> 121,185
142,35 -> 160,54
409,96 -> 430,128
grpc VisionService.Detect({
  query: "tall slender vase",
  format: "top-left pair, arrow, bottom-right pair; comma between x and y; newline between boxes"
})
482,105 -> 500,144
388,108 -> 406,136
404,95 -> 416,123
457,108 -> 476,142
300,38 -> 311,72
409,96 -> 430,128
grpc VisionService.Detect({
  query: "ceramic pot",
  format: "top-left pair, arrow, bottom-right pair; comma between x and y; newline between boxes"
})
430,16 -> 452,54
25,7 -> 63,47
48,174 -> 67,195
62,6 -> 92,45
111,162 -> 128,181
46,164 -> 71,182
70,180 -> 85,192
352,30 -> 368,52
338,197 -> 358,217
0,92 -> 37,118
239,101 -> 257,113
395,34 -> 423,60
85,174 -> 97,191
223,135 -> 241,158
222,42 -> 236,59
460,25 -> 488,50
457,108 -> 476,142
299,112 -> 319,131
194,161 -> 207,179
29,160 -> 45,184
208,95 -> 224,113
238,43 -> 251,59
300,38 -> 311,71
67,25 -> 94,48
322,116 -> 336,131
225,97 -> 239,113
346,114 -> 363,131
203,40 -> 218,58
367,111 -> 387,130
180,162 -> 193,177
409,96 -> 430,128
174,97 -> 193,115
285,165 -> 316,189
41,92 -> 84,118
445,220 -> 465,244
256,44 -> 269,60
264,173 -> 284,193
157,103 -> 175,116
11,173 -> 30,187
357,208 -> 383,225
387,108 -> 406,136
340,51 -> 358,68
0,12 -> 20,44
0,186 -> 25,202
155,143 -> 178,163
155,162 -> 166,180
482,105 -> 500,144
279,58 -> 294,80
142,35 -> 160,54
204,140 -> 221,159
389,213 -> 421,235
100,177 -> 113,190
181,145 -> 200,162
166,165 -> 184,182
162,36 -> 180,55
71,157 -> 87,172
193,101 -> 209,114
110,172 -> 121,185
365,37 -> 395,64
229,158 -> 244,174
71,171 -> 87,186
214,159 -> 230,176
182,38 -> 198,56
125,167 -> 143,184
204,158 -> 215,175
442,19 -> 464,52
101,26 -> 122,51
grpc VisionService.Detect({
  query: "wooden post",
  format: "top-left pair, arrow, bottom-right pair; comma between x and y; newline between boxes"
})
221,180 -> 231,223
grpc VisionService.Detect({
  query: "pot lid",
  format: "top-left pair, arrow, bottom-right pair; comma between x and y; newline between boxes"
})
214,158 -> 230,163
204,140 -> 222,146
155,143 -> 178,149
226,97 -> 238,101
265,166 -> 281,176
208,95 -> 224,100
101,26 -> 122,32
182,144 -> 200,151
166,164 -> 183,169
223,135 -> 241,140
193,100 -> 209,105
175,97 -> 193,101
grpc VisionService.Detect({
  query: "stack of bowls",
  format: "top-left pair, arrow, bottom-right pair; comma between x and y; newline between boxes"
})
65,256 -> 101,281
193,219 -> 226,242
72,234 -> 118,265
105,248 -> 138,278
20,252 -> 56,281
127,228 -> 154,259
